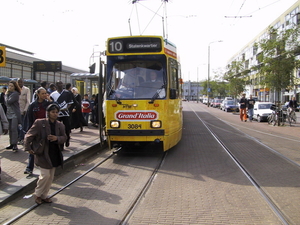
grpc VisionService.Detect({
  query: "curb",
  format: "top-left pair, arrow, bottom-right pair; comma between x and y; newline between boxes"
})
0,140 -> 106,208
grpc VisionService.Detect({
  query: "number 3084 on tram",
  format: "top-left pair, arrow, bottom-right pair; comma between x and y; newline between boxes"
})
104,35 -> 183,151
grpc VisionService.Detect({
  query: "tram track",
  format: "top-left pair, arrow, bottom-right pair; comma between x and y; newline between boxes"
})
2,147 -> 166,225
203,118 -> 300,168
2,148 -> 119,225
119,151 -> 167,225
190,104 -> 299,225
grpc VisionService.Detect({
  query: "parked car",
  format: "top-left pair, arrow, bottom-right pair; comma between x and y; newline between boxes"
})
252,102 -> 273,122
203,98 -> 208,105
220,100 -> 239,112
212,99 -> 222,108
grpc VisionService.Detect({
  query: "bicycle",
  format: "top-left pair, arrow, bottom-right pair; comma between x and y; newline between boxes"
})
286,107 -> 297,126
267,108 -> 276,125
268,105 -> 285,126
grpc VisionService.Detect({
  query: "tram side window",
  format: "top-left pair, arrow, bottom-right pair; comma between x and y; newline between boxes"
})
169,63 -> 178,99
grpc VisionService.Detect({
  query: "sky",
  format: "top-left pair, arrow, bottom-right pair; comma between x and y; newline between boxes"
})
1,0 -> 298,82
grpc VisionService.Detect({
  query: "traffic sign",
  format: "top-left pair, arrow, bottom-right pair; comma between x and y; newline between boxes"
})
0,46 -> 6,67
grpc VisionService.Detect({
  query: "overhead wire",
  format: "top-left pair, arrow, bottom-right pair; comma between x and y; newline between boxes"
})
127,0 -> 166,36
244,0 -> 282,16
135,3 -> 141,35
140,2 -> 164,35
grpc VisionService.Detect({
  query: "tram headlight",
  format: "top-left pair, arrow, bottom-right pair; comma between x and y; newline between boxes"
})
151,120 -> 162,128
110,120 -> 120,128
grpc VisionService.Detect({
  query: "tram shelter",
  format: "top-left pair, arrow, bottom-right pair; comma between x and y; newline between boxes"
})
0,76 -> 38,92
70,73 -> 99,97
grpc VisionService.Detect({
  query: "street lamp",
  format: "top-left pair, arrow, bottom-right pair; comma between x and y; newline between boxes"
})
89,44 -> 99,66
196,63 -> 206,103
207,40 -> 222,107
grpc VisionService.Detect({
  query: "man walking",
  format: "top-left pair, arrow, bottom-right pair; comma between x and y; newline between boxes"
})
247,95 -> 255,122
50,81 -> 74,148
239,93 -> 248,122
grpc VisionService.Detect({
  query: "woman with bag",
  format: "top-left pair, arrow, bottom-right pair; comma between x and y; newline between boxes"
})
24,104 -> 67,204
5,80 -> 22,152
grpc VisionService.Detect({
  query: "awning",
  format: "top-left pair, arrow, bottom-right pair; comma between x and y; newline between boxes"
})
284,92 -> 297,96
0,76 -> 11,82
10,78 -> 38,84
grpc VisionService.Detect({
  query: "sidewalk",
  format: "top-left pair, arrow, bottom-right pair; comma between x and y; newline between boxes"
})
0,124 -> 102,207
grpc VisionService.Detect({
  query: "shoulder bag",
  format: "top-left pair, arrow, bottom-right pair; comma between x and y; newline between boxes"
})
30,119 -> 47,155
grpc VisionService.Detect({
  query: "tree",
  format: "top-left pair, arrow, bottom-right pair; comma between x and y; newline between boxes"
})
254,26 -> 300,104
223,60 -> 249,100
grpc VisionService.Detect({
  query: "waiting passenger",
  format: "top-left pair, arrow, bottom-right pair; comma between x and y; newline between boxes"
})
5,80 -> 22,152
24,104 -> 67,205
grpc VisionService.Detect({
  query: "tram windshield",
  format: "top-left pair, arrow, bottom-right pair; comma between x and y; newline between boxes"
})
107,60 -> 166,100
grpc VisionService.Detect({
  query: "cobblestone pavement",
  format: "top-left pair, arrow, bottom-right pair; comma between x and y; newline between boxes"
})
0,124 -> 101,206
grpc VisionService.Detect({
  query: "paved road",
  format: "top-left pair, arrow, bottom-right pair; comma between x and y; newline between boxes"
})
1,102 -> 299,224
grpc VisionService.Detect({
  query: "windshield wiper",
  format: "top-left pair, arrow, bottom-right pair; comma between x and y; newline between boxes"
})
149,84 -> 165,104
115,96 -> 122,105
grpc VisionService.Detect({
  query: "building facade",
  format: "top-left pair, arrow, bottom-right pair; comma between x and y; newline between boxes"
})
227,1 -> 300,103
183,81 -> 204,101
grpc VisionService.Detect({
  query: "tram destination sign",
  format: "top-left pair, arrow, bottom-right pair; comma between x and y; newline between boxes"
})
33,61 -> 62,72
108,37 -> 162,54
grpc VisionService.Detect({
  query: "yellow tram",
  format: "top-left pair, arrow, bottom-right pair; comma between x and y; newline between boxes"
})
105,35 -> 183,151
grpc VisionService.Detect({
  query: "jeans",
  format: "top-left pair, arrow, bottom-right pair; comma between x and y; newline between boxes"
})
18,114 -> 26,141
26,154 -> 34,172
248,108 -> 254,121
83,112 -> 89,124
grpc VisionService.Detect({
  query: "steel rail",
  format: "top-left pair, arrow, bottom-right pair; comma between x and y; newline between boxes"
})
191,107 -> 290,225
2,147 -> 121,225
119,152 -> 167,225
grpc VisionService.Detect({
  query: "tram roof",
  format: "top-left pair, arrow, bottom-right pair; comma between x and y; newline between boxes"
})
70,73 -> 99,78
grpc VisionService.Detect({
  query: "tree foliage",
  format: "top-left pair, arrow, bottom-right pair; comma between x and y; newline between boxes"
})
223,60 -> 249,99
253,26 -> 300,97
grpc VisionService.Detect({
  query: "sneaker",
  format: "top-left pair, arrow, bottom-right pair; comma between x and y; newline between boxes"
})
24,170 -> 33,175
17,140 -> 24,145
12,145 -> 18,152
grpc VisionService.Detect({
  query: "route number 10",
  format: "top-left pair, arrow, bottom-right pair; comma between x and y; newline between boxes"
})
109,41 -> 123,53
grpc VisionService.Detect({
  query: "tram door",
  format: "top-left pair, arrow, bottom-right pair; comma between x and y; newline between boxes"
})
75,80 -> 85,96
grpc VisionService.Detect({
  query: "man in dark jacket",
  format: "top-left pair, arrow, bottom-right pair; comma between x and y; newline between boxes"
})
0,86 -> 7,114
239,93 -> 248,122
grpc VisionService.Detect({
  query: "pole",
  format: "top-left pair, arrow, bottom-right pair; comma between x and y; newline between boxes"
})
207,44 -> 210,107
197,67 -> 199,103
207,40 -> 223,107
98,56 -> 104,144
